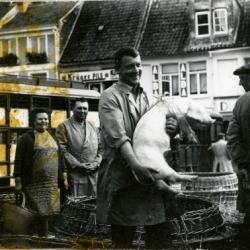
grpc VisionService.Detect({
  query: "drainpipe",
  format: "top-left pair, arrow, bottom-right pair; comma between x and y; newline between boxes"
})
135,0 -> 153,49
234,0 -> 243,44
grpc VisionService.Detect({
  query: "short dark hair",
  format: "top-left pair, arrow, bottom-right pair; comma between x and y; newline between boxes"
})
71,97 -> 88,109
114,47 -> 140,70
30,107 -> 50,126
218,132 -> 225,140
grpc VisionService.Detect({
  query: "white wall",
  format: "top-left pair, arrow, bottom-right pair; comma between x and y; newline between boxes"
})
141,64 -> 154,104
141,47 -> 250,116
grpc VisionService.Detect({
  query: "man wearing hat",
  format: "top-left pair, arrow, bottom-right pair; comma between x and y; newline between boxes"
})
227,63 -> 250,244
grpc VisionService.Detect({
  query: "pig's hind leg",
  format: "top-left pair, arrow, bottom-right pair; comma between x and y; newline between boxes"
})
155,180 -> 179,194
167,172 -> 198,184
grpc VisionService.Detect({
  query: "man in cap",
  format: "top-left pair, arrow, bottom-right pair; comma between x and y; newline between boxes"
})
227,63 -> 250,244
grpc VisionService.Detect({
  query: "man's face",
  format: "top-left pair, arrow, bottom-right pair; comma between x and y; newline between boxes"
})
34,112 -> 49,132
73,101 -> 89,122
239,75 -> 250,91
117,55 -> 142,87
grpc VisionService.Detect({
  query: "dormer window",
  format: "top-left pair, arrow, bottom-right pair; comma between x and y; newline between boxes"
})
213,9 -> 228,34
195,11 -> 210,37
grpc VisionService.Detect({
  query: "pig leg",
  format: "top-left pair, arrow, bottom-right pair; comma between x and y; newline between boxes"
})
155,180 -> 180,194
167,173 -> 198,183
177,116 -> 199,144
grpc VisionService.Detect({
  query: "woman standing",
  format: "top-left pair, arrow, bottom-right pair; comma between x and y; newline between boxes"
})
14,108 -> 63,237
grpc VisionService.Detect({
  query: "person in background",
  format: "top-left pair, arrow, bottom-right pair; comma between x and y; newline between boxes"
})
97,47 -> 179,249
56,97 -> 102,197
14,107 -> 63,237
210,132 -> 233,173
227,63 -> 250,245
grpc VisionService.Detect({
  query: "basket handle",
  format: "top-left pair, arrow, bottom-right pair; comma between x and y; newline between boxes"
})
16,191 -> 26,208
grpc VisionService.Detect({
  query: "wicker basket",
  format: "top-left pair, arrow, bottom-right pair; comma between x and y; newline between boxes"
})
169,195 -> 225,243
180,172 -> 237,204
181,172 -> 238,191
179,172 -> 239,224
54,196 -> 110,238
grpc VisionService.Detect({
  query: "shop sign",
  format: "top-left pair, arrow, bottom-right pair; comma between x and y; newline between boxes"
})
180,63 -> 187,97
60,69 -> 118,82
152,65 -> 159,82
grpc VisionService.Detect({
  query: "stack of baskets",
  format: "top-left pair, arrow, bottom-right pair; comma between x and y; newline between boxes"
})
180,172 -> 240,224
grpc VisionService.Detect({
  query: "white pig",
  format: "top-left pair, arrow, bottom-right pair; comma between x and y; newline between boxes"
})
133,96 -> 214,193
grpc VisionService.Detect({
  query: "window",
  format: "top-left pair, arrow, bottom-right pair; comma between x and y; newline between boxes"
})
30,72 -> 48,85
89,83 -> 102,93
195,11 -> 210,37
162,63 -> 179,96
245,58 -> 250,64
31,72 -> 47,79
0,39 -> 16,57
213,9 -> 228,34
28,36 -> 46,53
189,61 -> 207,95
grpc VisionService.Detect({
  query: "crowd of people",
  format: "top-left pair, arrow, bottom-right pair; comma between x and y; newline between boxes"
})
12,46 -> 249,248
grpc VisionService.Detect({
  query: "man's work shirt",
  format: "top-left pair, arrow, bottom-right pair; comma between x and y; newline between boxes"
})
97,82 -> 167,226
56,117 -> 102,197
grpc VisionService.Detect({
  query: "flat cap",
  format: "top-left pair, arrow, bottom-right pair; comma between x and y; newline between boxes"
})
233,64 -> 250,75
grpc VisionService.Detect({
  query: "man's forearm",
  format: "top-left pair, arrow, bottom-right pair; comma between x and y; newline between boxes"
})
119,141 -> 140,168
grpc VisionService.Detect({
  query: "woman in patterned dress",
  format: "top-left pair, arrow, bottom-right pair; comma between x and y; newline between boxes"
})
14,108 -> 63,237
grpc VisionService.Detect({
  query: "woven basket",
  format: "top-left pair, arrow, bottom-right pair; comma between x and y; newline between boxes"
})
169,195 -> 225,243
180,172 -> 238,192
180,172 -> 238,207
54,196 -> 110,238
179,172 -> 239,224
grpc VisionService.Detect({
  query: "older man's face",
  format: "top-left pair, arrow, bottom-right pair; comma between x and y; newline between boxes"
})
239,75 -> 250,91
117,55 -> 142,87
73,101 -> 89,122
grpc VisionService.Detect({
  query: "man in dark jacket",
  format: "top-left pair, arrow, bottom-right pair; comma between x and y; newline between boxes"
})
97,47 -> 178,248
227,63 -> 250,244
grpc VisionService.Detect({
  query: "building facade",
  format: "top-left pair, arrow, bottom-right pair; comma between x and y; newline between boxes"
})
60,0 -> 250,125
0,1 -> 79,80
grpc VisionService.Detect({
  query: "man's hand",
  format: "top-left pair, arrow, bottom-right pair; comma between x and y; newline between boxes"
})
79,162 -> 98,173
165,117 -> 178,137
131,164 -> 157,185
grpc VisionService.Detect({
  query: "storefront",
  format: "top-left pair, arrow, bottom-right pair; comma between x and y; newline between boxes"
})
60,69 -> 119,93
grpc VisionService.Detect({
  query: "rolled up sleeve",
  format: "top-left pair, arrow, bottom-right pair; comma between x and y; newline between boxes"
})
99,91 -> 130,149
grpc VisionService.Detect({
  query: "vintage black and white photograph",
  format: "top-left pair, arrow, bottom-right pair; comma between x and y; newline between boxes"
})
0,0 -> 249,249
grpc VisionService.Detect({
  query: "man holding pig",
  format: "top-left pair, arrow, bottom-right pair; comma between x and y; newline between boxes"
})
96,47 -> 179,248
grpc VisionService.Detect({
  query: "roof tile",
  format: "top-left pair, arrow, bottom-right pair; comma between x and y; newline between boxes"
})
60,0 -> 149,65
1,2 -> 76,31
